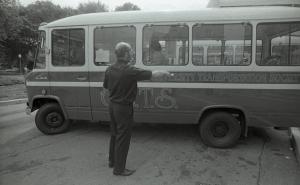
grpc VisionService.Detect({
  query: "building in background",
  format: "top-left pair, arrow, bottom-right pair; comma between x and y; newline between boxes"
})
207,0 -> 300,7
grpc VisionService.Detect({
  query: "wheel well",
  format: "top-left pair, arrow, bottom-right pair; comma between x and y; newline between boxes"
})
32,98 -> 59,112
199,108 -> 247,136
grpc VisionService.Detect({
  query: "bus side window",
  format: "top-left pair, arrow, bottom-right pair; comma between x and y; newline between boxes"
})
143,25 -> 189,66
52,29 -> 85,67
256,22 -> 300,66
192,23 -> 252,66
94,26 -> 136,66
52,29 -> 85,66
70,30 -> 85,66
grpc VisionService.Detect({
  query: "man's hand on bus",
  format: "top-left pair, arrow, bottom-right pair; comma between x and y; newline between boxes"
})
152,70 -> 172,80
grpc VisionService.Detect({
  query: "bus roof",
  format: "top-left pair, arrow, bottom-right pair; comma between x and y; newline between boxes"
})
44,6 -> 300,28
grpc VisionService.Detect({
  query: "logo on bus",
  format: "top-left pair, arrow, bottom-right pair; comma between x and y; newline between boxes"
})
100,88 -> 178,110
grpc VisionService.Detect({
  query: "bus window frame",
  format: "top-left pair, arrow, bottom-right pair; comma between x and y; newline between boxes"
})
142,23 -> 189,66
191,22 -> 253,66
93,25 -> 137,66
255,21 -> 300,66
34,30 -> 47,70
50,27 -> 87,68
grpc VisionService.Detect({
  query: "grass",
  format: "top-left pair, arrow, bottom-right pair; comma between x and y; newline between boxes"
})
0,74 -> 25,86
0,74 -> 27,101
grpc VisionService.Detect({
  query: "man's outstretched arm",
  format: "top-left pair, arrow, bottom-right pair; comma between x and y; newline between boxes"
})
151,70 -> 171,80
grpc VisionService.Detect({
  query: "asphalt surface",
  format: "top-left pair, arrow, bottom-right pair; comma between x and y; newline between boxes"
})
0,103 -> 300,185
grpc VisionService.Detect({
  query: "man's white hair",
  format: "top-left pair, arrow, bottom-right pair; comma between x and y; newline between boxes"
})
115,42 -> 132,59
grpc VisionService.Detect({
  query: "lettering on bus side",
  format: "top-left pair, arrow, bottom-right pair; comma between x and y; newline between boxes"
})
99,88 -> 178,110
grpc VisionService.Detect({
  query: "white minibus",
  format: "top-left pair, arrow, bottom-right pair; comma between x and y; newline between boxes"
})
26,6 -> 300,148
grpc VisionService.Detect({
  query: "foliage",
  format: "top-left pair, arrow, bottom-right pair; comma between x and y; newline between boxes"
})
0,0 -> 141,68
0,0 -> 29,68
78,1 -> 108,14
0,0 -> 75,68
115,2 -> 141,11
24,1 -> 72,26
0,0 -> 23,42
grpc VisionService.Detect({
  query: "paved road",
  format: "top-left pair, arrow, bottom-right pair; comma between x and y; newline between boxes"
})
0,103 -> 299,185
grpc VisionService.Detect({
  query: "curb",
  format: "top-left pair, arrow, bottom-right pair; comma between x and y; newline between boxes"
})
289,127 -> 300,163
0,98 -> 27,106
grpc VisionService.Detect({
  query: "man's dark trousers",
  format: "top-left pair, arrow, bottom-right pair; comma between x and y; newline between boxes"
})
109,101 -> 133,173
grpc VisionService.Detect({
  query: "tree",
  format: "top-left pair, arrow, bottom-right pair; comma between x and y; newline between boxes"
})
24,1 -> 70,26
0,0 -> 28,68
62,7 -> 79,17
115,2 -> 141,11
0,0 -> 23,42
77,1 -> 108,14
0,0 -> 110,69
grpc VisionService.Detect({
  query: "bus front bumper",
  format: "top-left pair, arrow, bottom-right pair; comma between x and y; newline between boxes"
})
25,102 -> 31,115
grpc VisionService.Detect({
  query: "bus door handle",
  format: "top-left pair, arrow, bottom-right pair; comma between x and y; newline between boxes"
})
76,76 -> 87,81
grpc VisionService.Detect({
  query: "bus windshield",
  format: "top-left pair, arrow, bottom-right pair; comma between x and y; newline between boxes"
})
34,31 -> 46,69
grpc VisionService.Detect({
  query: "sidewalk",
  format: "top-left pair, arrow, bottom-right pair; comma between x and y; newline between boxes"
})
0,98 -> 27,106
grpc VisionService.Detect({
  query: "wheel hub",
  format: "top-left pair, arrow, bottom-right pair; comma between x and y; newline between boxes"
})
46,112 -> 63,127
212,122 -> 229,137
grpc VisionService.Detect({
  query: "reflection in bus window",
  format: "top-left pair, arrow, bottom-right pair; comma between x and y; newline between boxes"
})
256,40 -> 263,62
256,22 -> 300,66
94,26 -> 136,65
143,25 -> 189,66
207,46 -> 233,65
235,46 -> 251,65
52,29 -> 85,66
34,31 -> 46,69
192,23 -> 252,66
192,47 -> 204,65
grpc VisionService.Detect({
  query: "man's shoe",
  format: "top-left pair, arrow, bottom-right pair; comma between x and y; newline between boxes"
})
113,169 -> 136,176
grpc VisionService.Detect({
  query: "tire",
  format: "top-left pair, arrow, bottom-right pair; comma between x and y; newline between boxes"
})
199,112 -> 241,148
35,103 -> 70,135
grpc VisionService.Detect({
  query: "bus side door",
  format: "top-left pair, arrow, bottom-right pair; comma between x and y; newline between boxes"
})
49,27 -> 92,120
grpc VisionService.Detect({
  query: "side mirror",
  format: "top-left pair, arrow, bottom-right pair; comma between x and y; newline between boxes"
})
40,37 -> 44,49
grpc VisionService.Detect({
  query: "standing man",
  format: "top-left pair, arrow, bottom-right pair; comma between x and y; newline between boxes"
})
103,42 -> 170,176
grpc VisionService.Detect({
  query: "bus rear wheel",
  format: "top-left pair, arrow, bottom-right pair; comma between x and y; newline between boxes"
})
35,103 -> 70,135
199,112 -> 241,148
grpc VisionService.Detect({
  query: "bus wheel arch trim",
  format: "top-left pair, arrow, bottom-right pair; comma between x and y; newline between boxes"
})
32,95 -> 68,119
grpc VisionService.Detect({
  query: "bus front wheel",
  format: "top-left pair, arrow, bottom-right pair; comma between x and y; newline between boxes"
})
199,112 -> 241,148
35,103 -> 70,135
